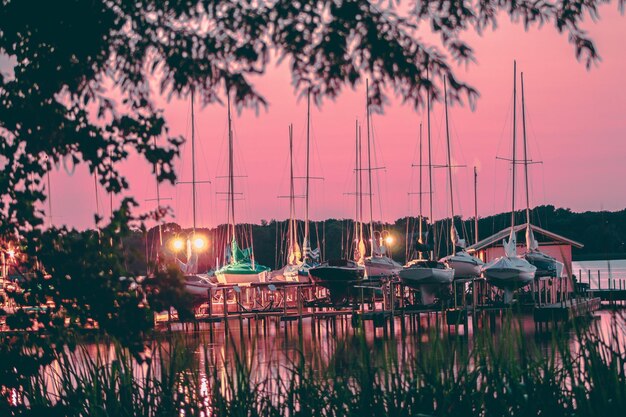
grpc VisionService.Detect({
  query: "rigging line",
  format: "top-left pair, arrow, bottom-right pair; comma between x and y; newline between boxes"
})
368,110 -> 385,224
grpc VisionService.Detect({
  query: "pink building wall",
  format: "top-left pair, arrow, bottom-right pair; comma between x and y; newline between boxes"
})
477,244 -> 573,274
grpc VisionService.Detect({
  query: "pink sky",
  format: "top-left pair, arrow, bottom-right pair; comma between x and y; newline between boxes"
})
45,7 -> 626,231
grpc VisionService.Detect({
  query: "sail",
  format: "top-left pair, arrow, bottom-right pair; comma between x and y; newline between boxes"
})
503,227 -> 517,258
525,224 -> 539,252
230,238 -> 251,264
371,234 -> 383,256
305,246 -> 320,262
288,241 -> 302,265
176,249 -> 198,275
354,239 -> 367,264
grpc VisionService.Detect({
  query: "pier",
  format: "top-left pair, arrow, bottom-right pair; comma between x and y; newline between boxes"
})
155,274 -> 605,335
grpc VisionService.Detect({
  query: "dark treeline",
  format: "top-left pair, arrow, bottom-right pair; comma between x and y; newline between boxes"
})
140,205 -> 626,273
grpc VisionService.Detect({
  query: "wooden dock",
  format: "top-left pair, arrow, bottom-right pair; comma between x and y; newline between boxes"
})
590,289 -> 626,302
533,297 -> 601,324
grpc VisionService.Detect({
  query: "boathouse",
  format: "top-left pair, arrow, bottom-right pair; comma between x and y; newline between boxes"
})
467,224 -> 584,278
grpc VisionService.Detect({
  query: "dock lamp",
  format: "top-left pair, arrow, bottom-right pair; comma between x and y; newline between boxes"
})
381,231 -> 394,256
193,235 -> 208,251
170,237 -> 185,252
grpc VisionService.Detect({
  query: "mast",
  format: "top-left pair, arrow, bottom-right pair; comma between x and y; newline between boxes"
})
93,170 -> 100,230
474,166 -> 479,245
358,125 -> 364,244
191,88 -> 197,234
427,68 -> 437,260
418,123 -> 423,257
154,136 -> 163,246
227,91 -> 236,242
354,119 -> 360,253
366,80 -> 375,257
521,72 -> 531,227
511,60 -> 517,231
443,76 -> 455,251
46,162 -> 53,228
288,124 -> 296,262
304,88 -> 311,260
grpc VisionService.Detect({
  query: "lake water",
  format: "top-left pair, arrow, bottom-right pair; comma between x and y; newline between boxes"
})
33,309 -> 624,415
572,259 -> 626,289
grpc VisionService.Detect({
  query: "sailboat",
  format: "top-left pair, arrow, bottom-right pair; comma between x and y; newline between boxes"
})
362,80 -> 402,279
482,62 -> 536,302
308,119 -> 365,291
519,73 -> 564,278
271,90 -> 320,282
270,124 -> 305,282
215,92 -> 270,285
298,89 -> 321,279
170,90 -> 217,296
437,77 -> 484,278
399,75 -> 454,304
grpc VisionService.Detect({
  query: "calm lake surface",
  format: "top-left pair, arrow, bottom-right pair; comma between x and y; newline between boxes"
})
147,309 -> 621,372
572,259 -> 626,288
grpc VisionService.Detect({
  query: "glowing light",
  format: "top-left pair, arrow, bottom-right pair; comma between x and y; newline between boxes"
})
385,236 -> 394,245
7,249 -> 15,258
171,238 -> 184,251
193,236 -> 207,251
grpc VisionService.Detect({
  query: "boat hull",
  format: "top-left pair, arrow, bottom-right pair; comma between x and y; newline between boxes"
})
184,274 -> 217,297
399,266 -> 454,287
399,262 -> 454,305
448,260 -> 482,279
308,265 -> 364,287
524,251 -> 562,278
365,256 -> 402,279
482,256 -> 536,303
215,271 -> 268,285
441,252 -> 484,279
270,264 -> 311,283
309,261 -> 364,304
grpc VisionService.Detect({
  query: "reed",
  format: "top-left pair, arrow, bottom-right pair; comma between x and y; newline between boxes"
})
7,314 -> 626,417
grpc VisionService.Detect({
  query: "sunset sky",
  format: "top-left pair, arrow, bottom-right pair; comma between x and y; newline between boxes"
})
32,6 -> 626,231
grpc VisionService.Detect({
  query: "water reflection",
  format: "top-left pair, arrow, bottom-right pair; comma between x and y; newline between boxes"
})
33,310 -> 624,414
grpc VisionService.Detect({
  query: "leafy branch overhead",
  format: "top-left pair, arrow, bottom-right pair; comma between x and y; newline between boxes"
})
1,1 -> 621,234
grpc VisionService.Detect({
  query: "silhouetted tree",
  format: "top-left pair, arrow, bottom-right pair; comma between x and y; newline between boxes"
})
0,1 -> 623,411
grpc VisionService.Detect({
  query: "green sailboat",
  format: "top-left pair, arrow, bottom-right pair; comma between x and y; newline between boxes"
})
215,92 -> 270,285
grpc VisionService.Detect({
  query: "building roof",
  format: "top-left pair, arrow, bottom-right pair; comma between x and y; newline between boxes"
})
467,223 -> 584,252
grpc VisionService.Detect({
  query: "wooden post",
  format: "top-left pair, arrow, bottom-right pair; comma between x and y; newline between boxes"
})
297,286 -> 303,318
223,287 -> 228,318
207,287 -> 213,319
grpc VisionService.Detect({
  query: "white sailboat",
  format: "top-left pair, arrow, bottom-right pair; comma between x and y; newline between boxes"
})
271,89 -> 320,282
482,62 -> 536,302
270,124 -> 304,282
175,89 -> 217,296
519,73 -> 564,278
299,88 -> 321,279
215,92 -> 270,285
400,75 -> 454,304
438,76 -> 484,278
362,80 -> 402,279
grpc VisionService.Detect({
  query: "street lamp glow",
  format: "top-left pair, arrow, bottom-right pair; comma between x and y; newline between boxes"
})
171,238 -> 184,252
